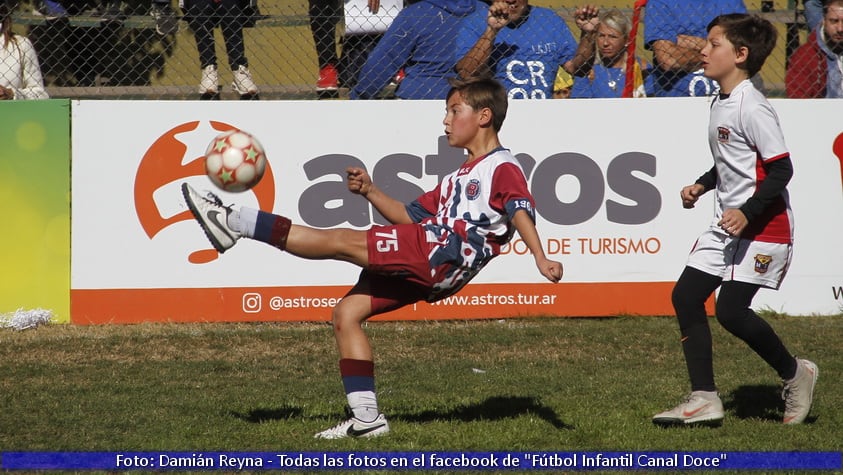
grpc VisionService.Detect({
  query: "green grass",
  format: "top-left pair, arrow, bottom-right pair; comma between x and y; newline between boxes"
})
0,316 -> 841,474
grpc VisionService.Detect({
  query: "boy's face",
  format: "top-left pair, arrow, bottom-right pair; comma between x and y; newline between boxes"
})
701,25 -> 742,83
443,91 -> 484,149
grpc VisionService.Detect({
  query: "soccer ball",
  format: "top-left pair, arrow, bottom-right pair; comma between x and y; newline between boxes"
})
204,129 -> 267,192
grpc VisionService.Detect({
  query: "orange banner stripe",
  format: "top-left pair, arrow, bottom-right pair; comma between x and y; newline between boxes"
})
71,282 -> 714,324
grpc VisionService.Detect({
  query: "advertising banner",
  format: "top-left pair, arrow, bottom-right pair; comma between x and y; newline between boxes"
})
1,100 -> 71,322
70,99 -> 842,323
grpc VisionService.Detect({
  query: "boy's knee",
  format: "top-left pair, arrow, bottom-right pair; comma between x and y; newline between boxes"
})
331,306 -> 360,334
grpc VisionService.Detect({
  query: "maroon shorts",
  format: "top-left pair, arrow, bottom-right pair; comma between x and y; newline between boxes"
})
354,224 -> 438,315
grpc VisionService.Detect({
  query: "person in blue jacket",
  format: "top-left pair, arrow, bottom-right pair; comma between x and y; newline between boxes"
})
351,0 -> 477,99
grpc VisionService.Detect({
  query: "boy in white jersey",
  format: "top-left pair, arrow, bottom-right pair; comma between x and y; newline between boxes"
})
653,14 -> 817,427
182,76 -> 563,439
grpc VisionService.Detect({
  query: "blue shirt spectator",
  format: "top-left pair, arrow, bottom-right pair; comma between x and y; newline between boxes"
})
644,0 -> 746,97
455,1 -> 597,99
352,0 -> 477,99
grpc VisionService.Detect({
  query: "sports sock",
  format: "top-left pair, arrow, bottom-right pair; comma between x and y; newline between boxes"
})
239,207 -> 291,250
339,358 -> 380,422
235,206 -> 257,237
691,390 -> 719,400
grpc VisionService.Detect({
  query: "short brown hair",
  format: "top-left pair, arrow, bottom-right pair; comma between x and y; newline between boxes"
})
446,76 -> 508,132
707,13 -> 777,77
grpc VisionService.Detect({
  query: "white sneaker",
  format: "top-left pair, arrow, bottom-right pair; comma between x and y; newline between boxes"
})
314,414 -> 390,439
181,183 -> 240,253
653,391 -> 724,426
232,65 -> 258,95
199,64 -> 218,95
782,358 -> 818,425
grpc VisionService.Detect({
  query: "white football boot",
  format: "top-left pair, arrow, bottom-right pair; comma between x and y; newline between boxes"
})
181,183 -> 240,253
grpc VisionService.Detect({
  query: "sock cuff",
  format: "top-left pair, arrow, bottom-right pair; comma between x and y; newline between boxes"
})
339,358 -> 374,377
238,206 -> 259,238
253,210 -> 292,250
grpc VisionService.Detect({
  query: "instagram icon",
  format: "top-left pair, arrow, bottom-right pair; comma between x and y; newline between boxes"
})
242,293 -> 262,313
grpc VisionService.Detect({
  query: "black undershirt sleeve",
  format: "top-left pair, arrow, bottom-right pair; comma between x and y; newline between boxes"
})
694,166 -> 717,192
738,156 -> 794,222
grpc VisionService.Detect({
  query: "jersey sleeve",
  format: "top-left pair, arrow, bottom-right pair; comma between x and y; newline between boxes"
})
490,162 -> 535,221
742,99 -> 790,163
405,182 -> 442,222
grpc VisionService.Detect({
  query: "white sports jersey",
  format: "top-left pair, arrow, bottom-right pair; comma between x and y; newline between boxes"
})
708,80 -> 793,244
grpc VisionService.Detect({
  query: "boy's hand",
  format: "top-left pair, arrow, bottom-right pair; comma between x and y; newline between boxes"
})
718,208 -> 748,237
537,257 -> 563,283
680,183 -> 706,208
347,167 -> 374,196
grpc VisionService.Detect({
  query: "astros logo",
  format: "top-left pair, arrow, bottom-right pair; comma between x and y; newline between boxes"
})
133,120 -> 276,264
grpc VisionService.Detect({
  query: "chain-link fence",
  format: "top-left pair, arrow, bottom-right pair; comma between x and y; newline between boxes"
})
1,0 -> 829,99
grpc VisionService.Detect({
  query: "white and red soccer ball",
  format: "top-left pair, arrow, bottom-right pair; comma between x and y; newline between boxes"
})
204,129 -> 267,192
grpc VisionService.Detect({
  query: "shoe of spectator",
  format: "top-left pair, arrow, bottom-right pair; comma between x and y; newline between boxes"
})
316,64 -> 338,91
232,65 -> 259,97
151,3 -> 179,35
199,64 -> 219,96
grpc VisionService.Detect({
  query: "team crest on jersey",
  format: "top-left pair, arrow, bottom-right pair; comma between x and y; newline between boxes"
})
717,126 -> 731,143
754,254 -> 773,274
465,179 -> 481,200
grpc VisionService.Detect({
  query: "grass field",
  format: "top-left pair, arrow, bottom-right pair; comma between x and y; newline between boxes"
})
0,315 -> 840,474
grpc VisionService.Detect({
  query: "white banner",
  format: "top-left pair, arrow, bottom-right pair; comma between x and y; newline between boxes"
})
70,99 -> 842,322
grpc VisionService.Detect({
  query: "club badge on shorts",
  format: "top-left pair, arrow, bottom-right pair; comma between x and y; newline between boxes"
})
754,254 -> 773,274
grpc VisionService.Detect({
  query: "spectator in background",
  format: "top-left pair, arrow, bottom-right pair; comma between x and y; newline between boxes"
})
309,0 -> 386,96
455,0 -> 599,99
182,0 -> 259,99
309,0 -> 344,92
351,0 -> 476,100
570,8 -> 651,98
644,0 -> 746,97
0,0 -> 49,99
552,67 -> 573,98
786,0 -> 843,98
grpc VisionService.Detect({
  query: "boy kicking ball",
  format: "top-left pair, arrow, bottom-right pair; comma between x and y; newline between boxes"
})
183,77 -> 563,438
653,14 -> 817,427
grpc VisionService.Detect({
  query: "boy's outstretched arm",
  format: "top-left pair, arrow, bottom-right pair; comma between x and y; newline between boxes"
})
347,167 -> 413,224
511,209 -> 563,283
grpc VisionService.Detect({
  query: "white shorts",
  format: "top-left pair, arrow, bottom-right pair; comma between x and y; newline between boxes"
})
686,228 -> 792,290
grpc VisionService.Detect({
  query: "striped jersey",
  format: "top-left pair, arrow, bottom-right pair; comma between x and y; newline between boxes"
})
708,79 -> 793,243
405,147 -> 535,300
